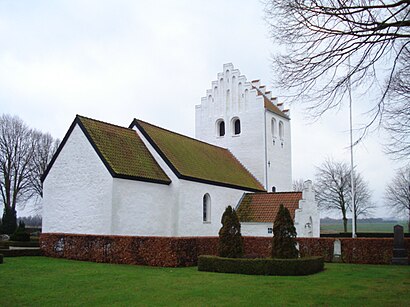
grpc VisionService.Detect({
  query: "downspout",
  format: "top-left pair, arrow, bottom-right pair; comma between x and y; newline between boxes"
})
263,108 -> 268,190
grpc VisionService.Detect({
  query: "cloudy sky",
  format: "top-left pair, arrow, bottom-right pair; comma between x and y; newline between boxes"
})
0,0 -> 406,218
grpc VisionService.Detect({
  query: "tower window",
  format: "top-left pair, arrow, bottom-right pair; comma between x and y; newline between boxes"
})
203,193 -> 211,222
231,117 -> 241,135
279,121 -> 284,139
272,186 -> 276,192
271,118 -> 277,137
217,120 -> 225,137
234,119 -> 241,135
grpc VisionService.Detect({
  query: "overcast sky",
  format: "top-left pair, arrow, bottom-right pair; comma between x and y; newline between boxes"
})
0,0 -> 406,218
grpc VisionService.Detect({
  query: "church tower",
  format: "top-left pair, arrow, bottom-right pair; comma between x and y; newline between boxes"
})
195,63 -> 292,191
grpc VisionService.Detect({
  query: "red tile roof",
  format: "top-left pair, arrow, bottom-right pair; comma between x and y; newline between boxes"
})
252,86 -> 289,119
237,192 -> 302,222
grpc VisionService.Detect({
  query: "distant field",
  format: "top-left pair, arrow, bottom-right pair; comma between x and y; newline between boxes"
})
320,221 -> 409,233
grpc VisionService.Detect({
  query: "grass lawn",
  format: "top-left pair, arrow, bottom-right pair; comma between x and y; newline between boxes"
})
1,257 -> 409,306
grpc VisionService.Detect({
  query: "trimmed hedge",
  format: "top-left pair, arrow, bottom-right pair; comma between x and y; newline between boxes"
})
0,242 -> 9,249
0,254 -> 3,264
198,255 -> 324,275
41,233 -> 218,267
40,233 -> 410,266
0,249 -> 42,257
8,241 -> 40,248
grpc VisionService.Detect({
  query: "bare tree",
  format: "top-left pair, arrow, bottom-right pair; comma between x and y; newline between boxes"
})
30,131 -> 60,204
293,178 -> 305,191
315,160 -> 351,232
385,166 -> 410,232
0,115 -> 35,233
315,159 -> 373,232
0,115 -> 59,233
264,0 -> 410,158
349,172 -> 375,231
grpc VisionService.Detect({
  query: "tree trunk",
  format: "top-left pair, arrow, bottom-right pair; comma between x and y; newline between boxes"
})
355,215 -> 358,233
343,217 -> 348,233
408,209 -> 410,234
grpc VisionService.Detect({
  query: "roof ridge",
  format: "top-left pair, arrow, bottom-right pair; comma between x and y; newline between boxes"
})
134,118 -> 233,152
245,191 -> 302,195
77,114 -> 134,132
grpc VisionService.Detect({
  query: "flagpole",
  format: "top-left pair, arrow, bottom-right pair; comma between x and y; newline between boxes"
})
348,57 -> 356,238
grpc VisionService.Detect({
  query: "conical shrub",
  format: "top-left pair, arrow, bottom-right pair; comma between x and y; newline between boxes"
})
271,204 -> 299,259
218,206 -> 243,258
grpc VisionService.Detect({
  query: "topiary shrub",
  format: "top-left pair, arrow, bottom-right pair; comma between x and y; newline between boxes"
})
10,221 -> 30,242
272,204 -> 299,259
0,208 -> 17,235
218,206 -> 243,258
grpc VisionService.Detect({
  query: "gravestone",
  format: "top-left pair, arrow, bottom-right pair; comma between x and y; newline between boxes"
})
391,225 -> 408,265
332,239 -> 342,262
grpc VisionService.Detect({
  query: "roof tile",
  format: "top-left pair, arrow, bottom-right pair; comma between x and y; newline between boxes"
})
78,116 -> 171,184
134,119 -> 265,192
237,192 -> 302,222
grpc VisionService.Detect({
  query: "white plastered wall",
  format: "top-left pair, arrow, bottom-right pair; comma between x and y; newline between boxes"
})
111,178 -> 174,236
176,180 -> 248,236
42,124 -> 113,235
265,111 -> 292,191
241,222 -> 272,237
133,123 -> 251,237
195,63 -> 292,192
294,180 -> 320,237
195,64 -> 266,185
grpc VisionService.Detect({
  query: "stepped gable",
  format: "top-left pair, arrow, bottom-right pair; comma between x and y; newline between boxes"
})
252,85 -> 289,119
237,192 -> 302,222
42,115 -> 171,184
131,119 -> 265,192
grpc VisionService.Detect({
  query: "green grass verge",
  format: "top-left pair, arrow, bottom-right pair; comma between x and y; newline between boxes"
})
321,222 -> 409,233
0,257 -> 409,306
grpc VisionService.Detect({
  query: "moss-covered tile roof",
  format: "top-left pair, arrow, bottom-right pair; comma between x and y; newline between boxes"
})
77,116 -> 171,184
237,192 -> 302,222
133,119 -> 265,192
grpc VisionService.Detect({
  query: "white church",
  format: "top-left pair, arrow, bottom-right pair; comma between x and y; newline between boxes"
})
42,63 -> 319,238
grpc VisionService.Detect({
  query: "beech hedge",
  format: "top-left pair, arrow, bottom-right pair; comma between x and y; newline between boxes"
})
0,249 -> 42,257
198,255 -> 324,275
40,234 -> 410,266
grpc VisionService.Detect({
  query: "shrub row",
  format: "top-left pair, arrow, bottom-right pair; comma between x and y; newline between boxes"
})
40,234 -> 410,266
0,249 -> 42,257
41,234 -> 218,267
7,241 -> 40,248
198,255 -> 324,275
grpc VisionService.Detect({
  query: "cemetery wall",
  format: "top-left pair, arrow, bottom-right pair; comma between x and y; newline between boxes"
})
40,233 -> 410,267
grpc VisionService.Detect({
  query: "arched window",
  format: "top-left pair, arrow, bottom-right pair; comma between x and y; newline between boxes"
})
217,120 -> 225,137
203,193 -> 211,222
271,118 -> 277,137
279,121 -> 284,139
272,186 -> 276,192
231,118 -> 241,135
